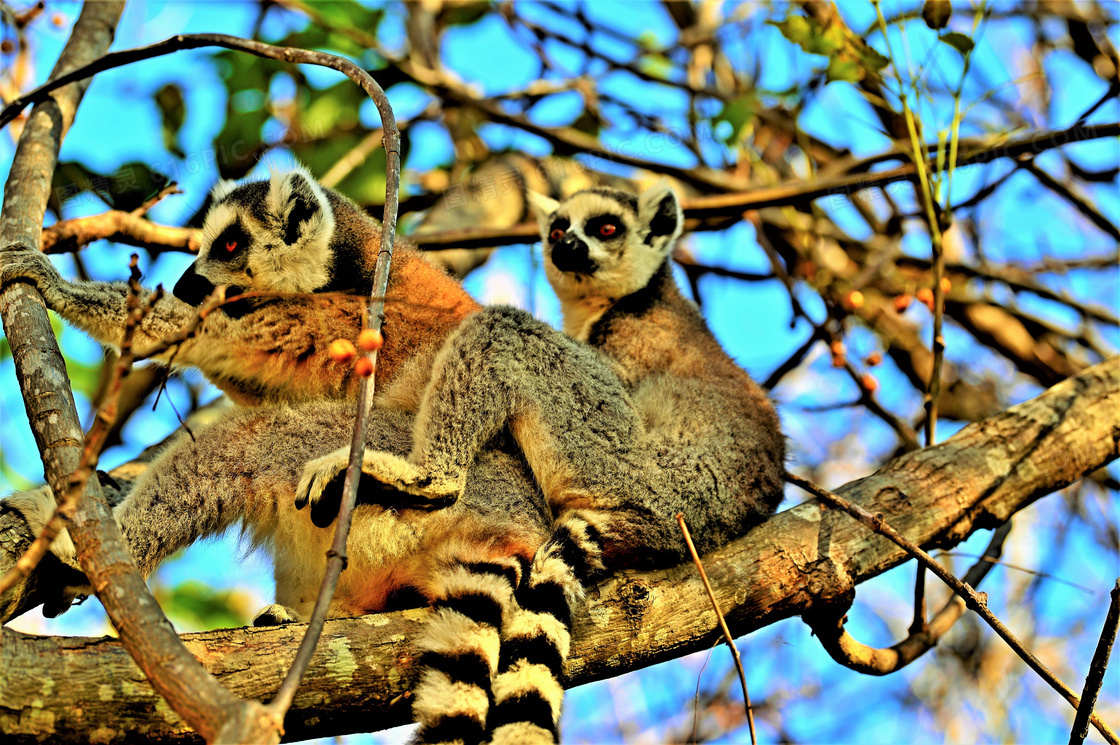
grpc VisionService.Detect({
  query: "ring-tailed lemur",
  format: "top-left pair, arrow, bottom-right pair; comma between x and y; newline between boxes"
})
1,166 -> 542,743
1,164 -> 477,406
298,183 -> 786,743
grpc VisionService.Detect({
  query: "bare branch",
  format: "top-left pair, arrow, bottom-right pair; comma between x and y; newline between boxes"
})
1070,579 -> 1120,745
2,357 -> 1116,742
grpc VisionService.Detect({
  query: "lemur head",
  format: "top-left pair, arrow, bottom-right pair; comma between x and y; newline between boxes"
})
528,182 -> 683,305
174,164 -> 378,312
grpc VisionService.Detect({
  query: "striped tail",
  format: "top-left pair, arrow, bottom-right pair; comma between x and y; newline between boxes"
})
488,513 -> 605,745
412,560 -> 522,745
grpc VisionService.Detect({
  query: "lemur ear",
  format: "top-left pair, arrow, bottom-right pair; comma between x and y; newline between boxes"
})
527,190 -> 561,239
268,167 -> 324,246
210,178 -> 239,203
638,180 -> 683,247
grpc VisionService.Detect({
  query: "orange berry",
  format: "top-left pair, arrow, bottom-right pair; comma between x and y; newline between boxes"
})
354,356 -> 375,377
51,13 -> 66,27
844,290 -> 865,309
328,339 -> 357,363
830,340 -> 846,357
865,351 -> 883,367
358,327 -> 383,352
917,287 -> 935,311
861,373 -> 879,393
893,294 -> 913,312
940,277 -> 952,293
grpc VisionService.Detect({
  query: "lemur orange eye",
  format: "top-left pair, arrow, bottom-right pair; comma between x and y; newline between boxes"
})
225,240 -> 238,253
549,228 -> 565,242
599,224 -> 617,237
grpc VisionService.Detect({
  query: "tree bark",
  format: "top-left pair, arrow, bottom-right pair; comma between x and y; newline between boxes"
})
3,357 -> 1116,743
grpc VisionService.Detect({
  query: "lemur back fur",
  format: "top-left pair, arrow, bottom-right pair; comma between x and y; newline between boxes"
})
299,183 -> 785,743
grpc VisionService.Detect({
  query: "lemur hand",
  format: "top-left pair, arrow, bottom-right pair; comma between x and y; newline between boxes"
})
295,447 -> 464,527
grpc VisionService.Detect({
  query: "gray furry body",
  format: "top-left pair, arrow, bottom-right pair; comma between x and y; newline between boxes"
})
300,183 -> 785,744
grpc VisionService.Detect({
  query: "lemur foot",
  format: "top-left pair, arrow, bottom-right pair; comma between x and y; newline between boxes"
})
295,448 -> 463,528
252,604 -> 303,626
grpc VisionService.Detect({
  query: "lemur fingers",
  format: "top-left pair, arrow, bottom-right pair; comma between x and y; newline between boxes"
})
295,448 -> 463,528
358,451 -> 465,503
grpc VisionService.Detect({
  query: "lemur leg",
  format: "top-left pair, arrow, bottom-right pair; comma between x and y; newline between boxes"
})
488,510 -> 606,745
321,306 -> 643,507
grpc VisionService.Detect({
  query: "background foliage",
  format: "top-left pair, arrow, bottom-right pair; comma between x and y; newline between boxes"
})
1,1 -> 1117,743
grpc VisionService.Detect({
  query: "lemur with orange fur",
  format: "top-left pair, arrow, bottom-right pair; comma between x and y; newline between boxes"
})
1,166 -> 544,744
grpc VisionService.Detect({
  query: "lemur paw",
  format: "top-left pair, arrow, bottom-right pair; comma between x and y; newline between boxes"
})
295,449 -> 352,528
0,249 -> 60,292
295,448 -> 464,528
358,451 -> 464,506
252,604 -> 303,626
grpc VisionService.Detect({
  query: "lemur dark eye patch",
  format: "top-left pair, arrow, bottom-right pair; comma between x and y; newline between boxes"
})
584,215 -> 625,241
212,221 -> 250,262
548,218 -> 570,243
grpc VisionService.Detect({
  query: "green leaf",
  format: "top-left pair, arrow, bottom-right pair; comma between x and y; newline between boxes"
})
769,15 -> 843,57
154,84 -> 186,159
637,52 -> 673,80
858,45 -> 890,73
922,0 -> 953,31
939,31 -> 975,56
438,2 -> 491,27
50,161 -> 170,214
827,55 -> 864,84
157,580 -> 250,630
713,94 -> 757,146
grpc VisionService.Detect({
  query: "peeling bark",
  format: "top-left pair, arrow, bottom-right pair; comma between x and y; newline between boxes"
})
2,358 -> 1116,743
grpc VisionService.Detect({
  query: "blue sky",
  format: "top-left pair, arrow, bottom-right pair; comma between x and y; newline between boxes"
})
1,2 -> 1117,743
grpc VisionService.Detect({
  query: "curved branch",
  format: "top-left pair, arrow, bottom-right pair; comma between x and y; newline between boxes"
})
804,520 -> 1011,675
2,357 -> 1116,743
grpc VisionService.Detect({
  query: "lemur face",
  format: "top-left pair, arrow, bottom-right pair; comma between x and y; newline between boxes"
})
173,165 -> 338,310
529,183 -> 683,302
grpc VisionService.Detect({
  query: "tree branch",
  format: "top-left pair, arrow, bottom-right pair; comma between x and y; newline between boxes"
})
2,357 -> 1115,743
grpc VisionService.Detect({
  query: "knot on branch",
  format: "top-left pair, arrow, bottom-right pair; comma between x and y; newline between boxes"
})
803,556 -> 855,611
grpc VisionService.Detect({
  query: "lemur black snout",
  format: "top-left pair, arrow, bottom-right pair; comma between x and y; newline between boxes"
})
172,262 -> 217,306
550,235 -> 598,274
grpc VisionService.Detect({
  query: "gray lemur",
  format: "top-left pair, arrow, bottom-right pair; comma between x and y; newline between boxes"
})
1,166 -> 547,744
298,183 -> 786,744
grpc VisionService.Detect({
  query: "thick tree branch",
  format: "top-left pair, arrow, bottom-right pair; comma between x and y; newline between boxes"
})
0,7 -> 281,743
2,358 -> 1115,743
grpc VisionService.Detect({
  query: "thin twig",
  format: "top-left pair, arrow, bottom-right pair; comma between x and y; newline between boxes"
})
677,513 -> 757,745
1070,579 -> 1120,745
784,471 -> 1119,745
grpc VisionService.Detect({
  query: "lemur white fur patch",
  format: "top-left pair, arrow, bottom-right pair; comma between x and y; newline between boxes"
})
209,178 -> 240,203
530,183 -> 683,341
198,164 -> 337,294
259,164 -> 336,292
491,658 -> 565,719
